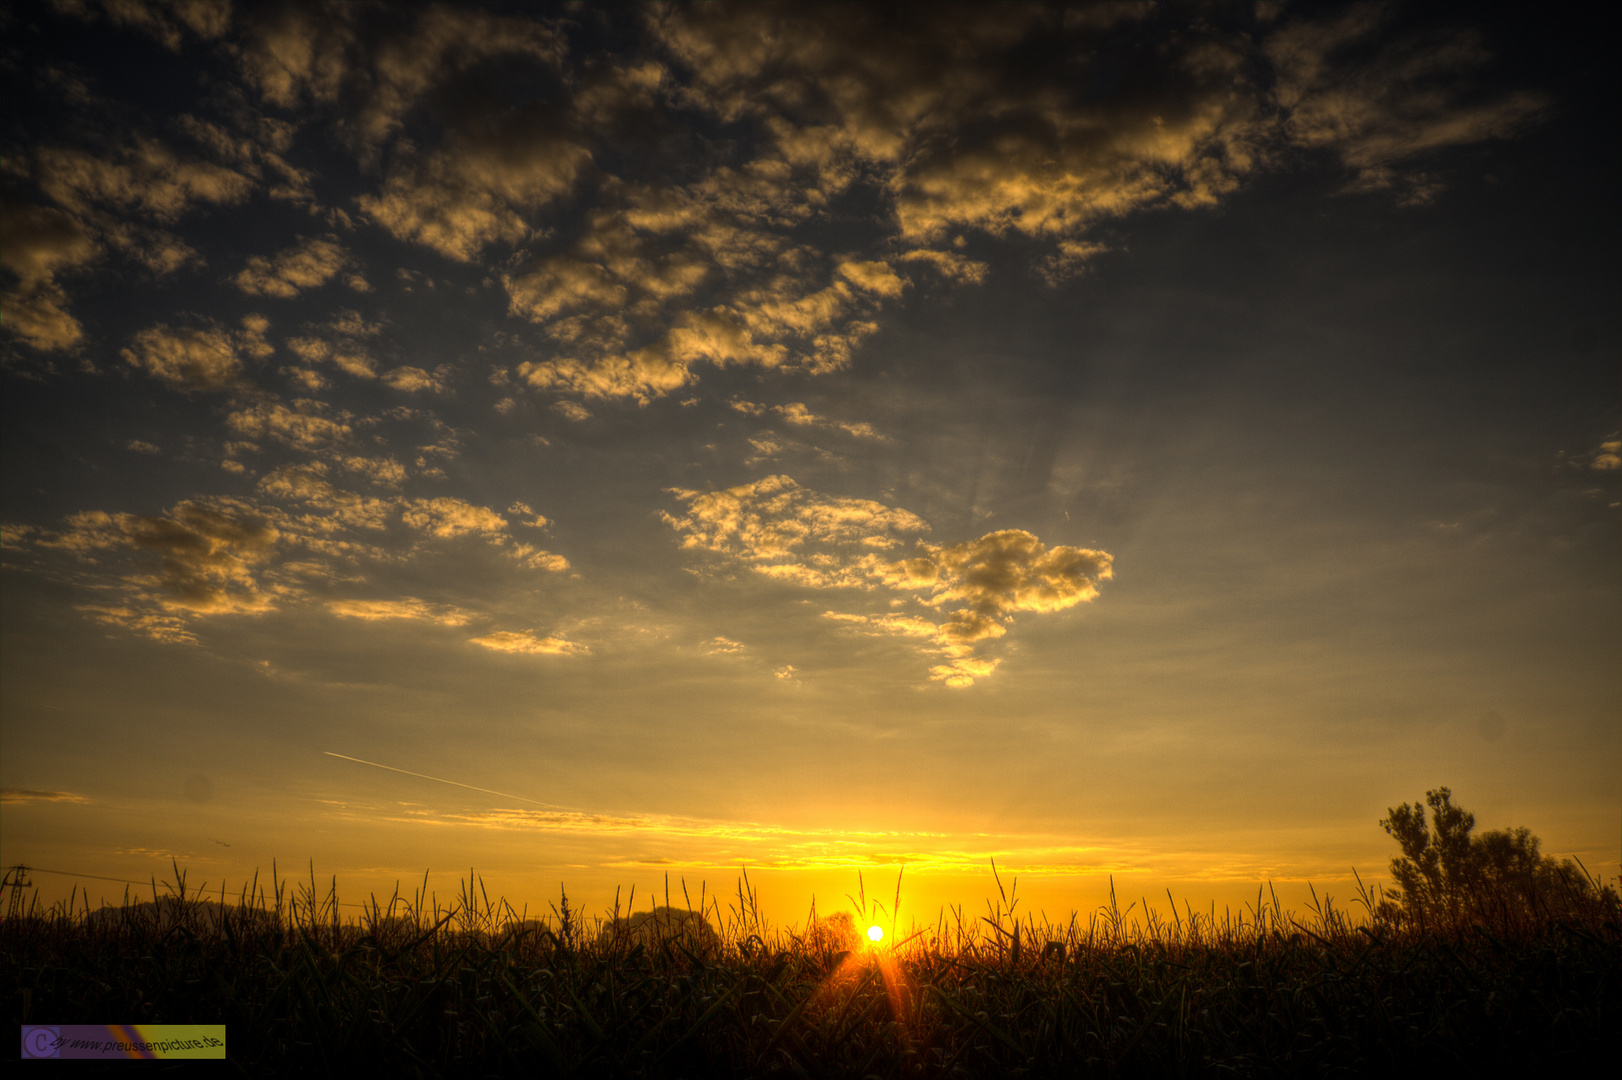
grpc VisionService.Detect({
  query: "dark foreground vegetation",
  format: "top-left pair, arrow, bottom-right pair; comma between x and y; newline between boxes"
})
5,792 -> 1618,1077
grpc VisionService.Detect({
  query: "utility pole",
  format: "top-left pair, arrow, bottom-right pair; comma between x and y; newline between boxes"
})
2,865 -> 33,920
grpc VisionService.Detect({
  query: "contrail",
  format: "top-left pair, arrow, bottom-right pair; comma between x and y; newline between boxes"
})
323,752 -> 576,810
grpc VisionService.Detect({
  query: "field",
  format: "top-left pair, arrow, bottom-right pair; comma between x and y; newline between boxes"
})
4,864 -> 1617,1076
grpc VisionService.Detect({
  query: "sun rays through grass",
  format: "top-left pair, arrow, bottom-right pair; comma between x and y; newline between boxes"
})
3,857 -> 1617,1076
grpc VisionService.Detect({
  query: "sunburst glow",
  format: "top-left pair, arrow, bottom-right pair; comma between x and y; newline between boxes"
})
0,0 -> 1614,951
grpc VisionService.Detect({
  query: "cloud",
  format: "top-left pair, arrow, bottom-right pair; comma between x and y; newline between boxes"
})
0,198 -> 98,351
665,477 -> 1110,684
733,400 -> 886,441
656,4 -> 1261,244
286,309 -> 384,380
122,316 -> 272,391
401,497 -> 506,539
663,475 -> 927,586
1592,440 -> 1621,471
256,462 -> 393,530
1267,7 -> 1549,201
487,4 -> 1537,409
1037,239 -> 1111,285
928,656 -> 1001,690
43,499 -> 281,625
0,788 -> 89,805
507,544 -> 569,572
232,236 -> 349,297
237,3 -> 563,142
380,366 -> 448,393
506,502 -> 550,529
234,5 -> 579,260
469,630 -> 587,656
38,137 -> 254,223
836,259 -> 907,297
821,611 -> 937,638
552,400 -> 591,421
881,529 -> 1114,622
328,597 -> 471,626
360,123 -> 591,261
227,399 -> 352,450
233,1 -> 358,111
340,455 -> 407,488
62,0 -> 231,52
25,452 -> 556,645
495,8 -> 1248,403
894,247 -> 989,285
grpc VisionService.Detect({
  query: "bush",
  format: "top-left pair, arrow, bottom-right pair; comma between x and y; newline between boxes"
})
1379,786 -> 1618,931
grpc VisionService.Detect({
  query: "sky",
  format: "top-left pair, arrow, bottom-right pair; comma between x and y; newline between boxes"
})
2,0 -> 1617,931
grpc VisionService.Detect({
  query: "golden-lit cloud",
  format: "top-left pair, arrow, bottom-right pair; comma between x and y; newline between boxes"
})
731,400 -> 886,441
401,497 -> 506,539
655,3 -> 1260,247
505,502 -> 550,529
380,366 -> 448,393
507,544 -> 569,572
232,2 -> 359,111
122,316 -> 272,391
894,247 -> 989,285
0,789 -> 90,805
360,126 -> 591,261
340,456 -> 407,488
881,529 -> 1114,622
285,309 -> 384,381
256,462 -> 393,530
43,499 -> 281,628
232,236 -> 349,298
468,630 -> 587,656
237,3 -> 563,144
663,474 -> 926,585
334,798 -> 1153,878
1591,441 -> 1621,471
227,399 -> 352,449
509,250 -> 892,402
820,611 -> 937,638
38,137 -> 254,223
665,477 -> 1111,685
16,459 -> 565,645
234,5 -> 582,261
328,597 -> 472,626
836,260 -> 907,297
552,400 -> 591,421
0,198 -> 98,351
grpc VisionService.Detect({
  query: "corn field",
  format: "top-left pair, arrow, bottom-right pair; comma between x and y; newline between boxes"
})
4,862 -> 1617,1076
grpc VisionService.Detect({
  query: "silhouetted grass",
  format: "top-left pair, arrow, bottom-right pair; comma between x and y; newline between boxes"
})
4,861 -> 1616,1076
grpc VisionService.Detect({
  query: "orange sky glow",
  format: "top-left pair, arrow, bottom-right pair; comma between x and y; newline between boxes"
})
1,1 -> 1616,934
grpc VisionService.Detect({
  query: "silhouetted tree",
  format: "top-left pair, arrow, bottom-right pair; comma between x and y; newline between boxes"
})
1379,787 -> 1616,931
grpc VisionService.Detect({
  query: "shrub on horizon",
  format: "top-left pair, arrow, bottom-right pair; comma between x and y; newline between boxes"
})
596,905 -> 721,959
1379,786 -> 1618,931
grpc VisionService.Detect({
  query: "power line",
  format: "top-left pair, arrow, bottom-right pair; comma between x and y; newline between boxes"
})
14,866 -> 393,910
18,867 -> 155,888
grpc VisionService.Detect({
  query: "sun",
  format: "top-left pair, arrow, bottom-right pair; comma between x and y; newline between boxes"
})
867,924 -> 883,943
